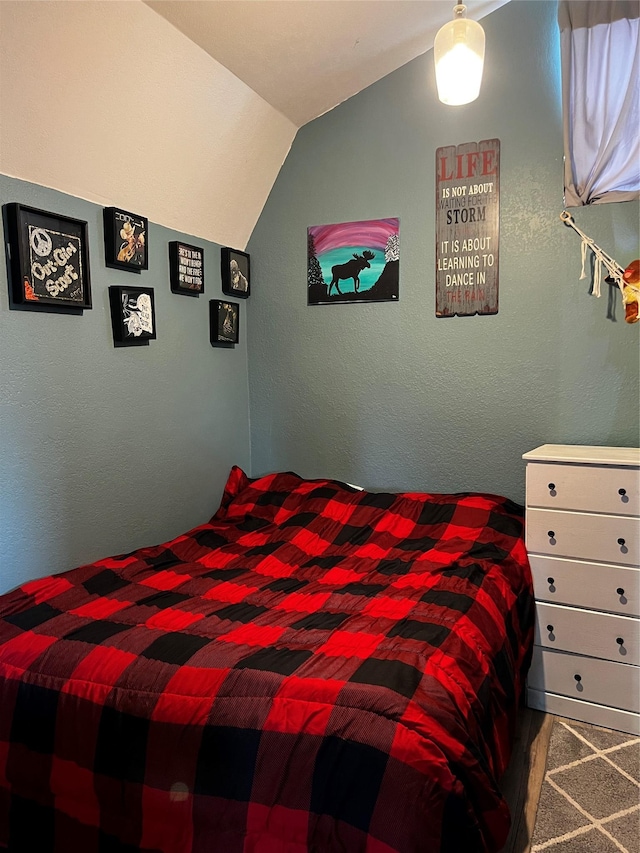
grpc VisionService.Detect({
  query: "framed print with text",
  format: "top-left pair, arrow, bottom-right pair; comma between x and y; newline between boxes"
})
3,202 -> 92,312
104,207 -> 148,273
169,241 -> 204,296
210,299 -> 239,347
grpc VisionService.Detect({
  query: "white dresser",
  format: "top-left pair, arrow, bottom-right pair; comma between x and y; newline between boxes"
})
523,444 -> 640,735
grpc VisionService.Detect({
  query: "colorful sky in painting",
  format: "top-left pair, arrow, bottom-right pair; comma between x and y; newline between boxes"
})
309,218 -> 399,256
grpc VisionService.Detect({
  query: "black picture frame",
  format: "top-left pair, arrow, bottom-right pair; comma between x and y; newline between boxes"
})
109,285 -> 156,347
3,202 -> 92,313
221,247 -> 250,298
210,299 -> 239,347
103,207 -> 148,273
169,241 -> 204,296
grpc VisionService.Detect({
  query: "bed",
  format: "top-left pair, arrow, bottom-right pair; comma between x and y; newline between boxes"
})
0,466 -> 534,853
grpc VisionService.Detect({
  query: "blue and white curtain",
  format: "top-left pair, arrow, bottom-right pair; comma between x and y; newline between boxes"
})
560,0 -> 640,206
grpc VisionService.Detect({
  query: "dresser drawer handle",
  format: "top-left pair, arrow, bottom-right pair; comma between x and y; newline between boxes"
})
548,483 -> 556,494
547,530 -> 555,538
617,538 -> 626,546
616,637 -> 624,645
547,577 -> 555,585
546,624 -> 554,632
617,587 -> 625,596
574,674 -> 581,682
618,488 -> 626,496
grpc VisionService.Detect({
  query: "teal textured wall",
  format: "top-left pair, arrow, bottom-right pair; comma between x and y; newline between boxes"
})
0,176 -> 250,594
246,0 -> 639,502
1,2 -> 638,594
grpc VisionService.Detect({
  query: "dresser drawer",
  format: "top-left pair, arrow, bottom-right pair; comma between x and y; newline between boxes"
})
527,689 -> 640,736
534,601 -> 640,665
526,462 -> 640,515
530,554 -> 640,617
526,508 -> 639,567
528,646 -> 640,713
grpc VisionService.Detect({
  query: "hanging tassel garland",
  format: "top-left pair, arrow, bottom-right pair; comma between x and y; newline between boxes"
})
560,211 -> 639,324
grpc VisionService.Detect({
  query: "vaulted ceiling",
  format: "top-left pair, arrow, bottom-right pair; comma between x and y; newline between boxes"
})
145,0 -> 510,127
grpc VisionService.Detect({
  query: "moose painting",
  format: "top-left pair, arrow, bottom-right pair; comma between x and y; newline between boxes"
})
328,250 -> 375,296
308,218 -> 400,305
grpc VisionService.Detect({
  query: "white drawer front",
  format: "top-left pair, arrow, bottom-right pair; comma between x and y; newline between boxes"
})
528,646 -> 640,713
527,689 -> 640,736
534,602 -> 640,666
526,508 -> 640,567
526,462 -> 640,516
529,554 -> 640,617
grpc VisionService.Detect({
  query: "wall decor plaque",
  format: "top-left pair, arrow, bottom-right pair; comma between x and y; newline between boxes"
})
435,139 -> 500,317
108,285 -> 156,346
169,241 -> 204,296
3,203 -> 92,311
221,247 -> 250,298
104,207 -> 148,272
210,299 -> 239,347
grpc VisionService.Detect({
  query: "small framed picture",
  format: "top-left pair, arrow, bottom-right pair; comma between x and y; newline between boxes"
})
3,202 -> 92,312
109,285 -> 156,346
221,247 -> 250,298
103,207 -> 148,272
210,299 -> 239,347
169,241 -> 204,296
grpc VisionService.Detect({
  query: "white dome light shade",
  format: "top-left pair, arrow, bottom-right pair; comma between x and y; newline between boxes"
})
434,5 -> 485,106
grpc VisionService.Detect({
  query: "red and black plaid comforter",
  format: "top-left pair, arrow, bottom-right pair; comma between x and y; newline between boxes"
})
0,467 -> 534,853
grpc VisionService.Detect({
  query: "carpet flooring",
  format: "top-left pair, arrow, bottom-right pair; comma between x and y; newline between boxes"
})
530,716 -> 640,853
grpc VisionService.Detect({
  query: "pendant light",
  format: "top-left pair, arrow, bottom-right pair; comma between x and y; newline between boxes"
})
434,4 -> 485,106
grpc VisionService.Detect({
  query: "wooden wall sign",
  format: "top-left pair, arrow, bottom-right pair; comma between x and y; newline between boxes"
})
435,139 -> 500,317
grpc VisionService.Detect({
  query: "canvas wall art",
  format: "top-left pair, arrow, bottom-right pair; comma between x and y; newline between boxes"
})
307,218 -> 399,305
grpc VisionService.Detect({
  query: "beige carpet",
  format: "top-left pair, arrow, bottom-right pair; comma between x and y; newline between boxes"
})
530,716 -> 640,853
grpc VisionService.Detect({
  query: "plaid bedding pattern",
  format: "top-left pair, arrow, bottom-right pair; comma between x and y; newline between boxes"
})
0,467 -> 534,853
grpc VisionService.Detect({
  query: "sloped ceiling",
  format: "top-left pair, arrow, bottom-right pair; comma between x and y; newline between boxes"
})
145,0 -> 511,127
0,0 -> 511,250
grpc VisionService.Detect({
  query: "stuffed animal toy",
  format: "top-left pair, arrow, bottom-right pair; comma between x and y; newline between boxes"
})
622,259 -> 639,324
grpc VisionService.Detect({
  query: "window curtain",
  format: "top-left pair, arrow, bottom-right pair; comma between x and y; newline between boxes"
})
559,0 -> 640,206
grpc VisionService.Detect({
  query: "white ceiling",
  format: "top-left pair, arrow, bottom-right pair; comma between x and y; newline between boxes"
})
145,0 -> 510,127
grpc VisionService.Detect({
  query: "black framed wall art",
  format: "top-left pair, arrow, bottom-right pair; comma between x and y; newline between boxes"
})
3,203 -> 92,312
221,247 -> 250,298
210,299 -> 239,347
169,241 -> 204,296
109,285 -> 156,346
103,207 -> 148,272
